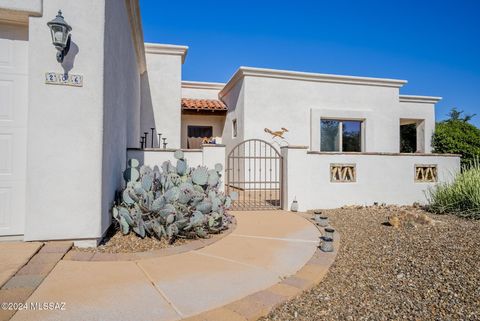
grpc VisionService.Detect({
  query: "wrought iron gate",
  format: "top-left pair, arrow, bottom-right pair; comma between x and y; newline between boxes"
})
226,139 -> 283,210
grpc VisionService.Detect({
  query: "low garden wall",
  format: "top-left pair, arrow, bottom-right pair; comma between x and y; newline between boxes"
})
127,144 -> 226,191
281,146 -> 461,211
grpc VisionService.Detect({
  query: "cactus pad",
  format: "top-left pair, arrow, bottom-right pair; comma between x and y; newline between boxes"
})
174,150 -> 184,160
128,158 -> 140,168
214,163 -> 223,172
192,167 -> 209,185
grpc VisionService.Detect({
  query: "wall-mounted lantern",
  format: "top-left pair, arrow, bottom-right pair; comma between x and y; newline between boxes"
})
47,10 -> 72,63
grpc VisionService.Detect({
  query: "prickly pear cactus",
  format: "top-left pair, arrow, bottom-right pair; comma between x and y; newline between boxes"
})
112,151 -> 233,242
192,166 -> 209,186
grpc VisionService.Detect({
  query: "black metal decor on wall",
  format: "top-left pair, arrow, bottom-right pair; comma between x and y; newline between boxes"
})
226,139 -> 283,211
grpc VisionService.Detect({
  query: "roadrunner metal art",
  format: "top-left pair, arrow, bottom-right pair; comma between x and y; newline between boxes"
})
264,127 -> 289,139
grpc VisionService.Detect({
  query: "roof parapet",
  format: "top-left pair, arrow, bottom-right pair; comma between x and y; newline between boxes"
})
144,43 -> 189,64
181,81 -> 225,91
399,95 -> 442,104
220,66 -> 408,97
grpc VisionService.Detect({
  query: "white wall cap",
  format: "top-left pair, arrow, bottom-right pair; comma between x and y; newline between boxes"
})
181,81 -> 225,91
144,42 -> 189,63
399,95 -> 442,104
220,66 -> 408,97
0,0 -> 42,16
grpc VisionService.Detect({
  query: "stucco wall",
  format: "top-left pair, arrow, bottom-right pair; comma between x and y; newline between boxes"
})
243,76 -> 416,153
127,145 -> 225,190
398,101 -> 435,153
282,147 -> 461,211
181,81 -> 223,100
221,79 -> 245,156
101,0 -> 141,235
143,44 -> 187,149
127,149 -> 204,168
25,0 -> 106,241
181,114 -> 225,148
220,68 -> 438,154
0,0 -> 42,15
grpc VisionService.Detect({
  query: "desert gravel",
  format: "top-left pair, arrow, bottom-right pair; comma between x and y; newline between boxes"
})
73,229 -> 188,253
261,206 -> 480,321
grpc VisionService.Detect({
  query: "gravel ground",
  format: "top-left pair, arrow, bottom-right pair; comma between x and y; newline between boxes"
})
261,206 -> 480,321
73,228 -> 189,253
74,215 -> 234,253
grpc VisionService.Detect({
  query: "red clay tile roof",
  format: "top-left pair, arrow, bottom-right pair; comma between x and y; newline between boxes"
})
181,98 -> 227,112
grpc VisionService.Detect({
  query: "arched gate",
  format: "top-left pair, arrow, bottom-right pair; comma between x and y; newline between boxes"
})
226,139 -> 283,210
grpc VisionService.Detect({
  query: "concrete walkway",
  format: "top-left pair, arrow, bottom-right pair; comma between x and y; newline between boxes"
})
0,242 -> 43,288
10,211 -> 321,321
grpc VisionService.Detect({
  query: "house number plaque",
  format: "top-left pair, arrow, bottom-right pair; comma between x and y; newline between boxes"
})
45,72 -> 83,87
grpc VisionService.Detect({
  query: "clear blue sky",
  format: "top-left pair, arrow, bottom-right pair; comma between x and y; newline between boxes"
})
140,0 -> 480,126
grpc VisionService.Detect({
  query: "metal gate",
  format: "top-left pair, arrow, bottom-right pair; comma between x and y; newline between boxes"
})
226,139 -> 283,210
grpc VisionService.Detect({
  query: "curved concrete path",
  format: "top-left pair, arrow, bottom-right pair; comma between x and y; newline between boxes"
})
0,242 -> 43,289
10,211 -> 320,321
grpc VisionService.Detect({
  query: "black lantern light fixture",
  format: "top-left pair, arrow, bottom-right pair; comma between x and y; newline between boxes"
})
47,10 -> 72,63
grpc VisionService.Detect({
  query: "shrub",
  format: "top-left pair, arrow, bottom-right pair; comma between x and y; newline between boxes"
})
432,108 -> 480,166
426,158 -> 480,219
112,150 -> 238,242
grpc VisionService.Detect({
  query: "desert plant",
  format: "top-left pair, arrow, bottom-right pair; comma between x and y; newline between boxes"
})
112,150 -> 237,242
426,158 -> 480,219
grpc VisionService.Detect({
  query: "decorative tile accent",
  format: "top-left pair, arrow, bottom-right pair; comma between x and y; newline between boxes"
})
45,72 -> 83,87
415,164 -> 437,182
330,163 -> 356,182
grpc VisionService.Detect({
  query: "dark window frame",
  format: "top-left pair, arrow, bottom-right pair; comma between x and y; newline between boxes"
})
187,125 -> 213,138
320,119 -> 363,152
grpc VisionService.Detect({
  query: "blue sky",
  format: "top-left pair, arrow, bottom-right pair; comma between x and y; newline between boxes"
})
140,0 -> 480,126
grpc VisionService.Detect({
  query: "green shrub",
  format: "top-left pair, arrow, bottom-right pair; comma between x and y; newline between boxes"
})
432,108 -> 480,166
426,158 -> 480,219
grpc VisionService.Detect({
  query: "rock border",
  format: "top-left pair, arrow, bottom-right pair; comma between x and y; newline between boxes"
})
182,212 -> 340,321
63,217 -> 237,262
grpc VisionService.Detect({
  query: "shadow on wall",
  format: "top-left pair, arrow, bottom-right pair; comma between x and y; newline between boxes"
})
60,40 -> 79,74
140,71 -> 159,148
127,150 -> 145,170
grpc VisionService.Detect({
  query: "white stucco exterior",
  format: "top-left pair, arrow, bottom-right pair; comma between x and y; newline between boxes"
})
181,81 -> 224,100
127,145 -> 225,192
282,147 -> 460,211
142,43 -> 187,149
25,0 -> 108,241
0,0 -> 462,243
0,0 -> 144,243
219,67 -> 438,154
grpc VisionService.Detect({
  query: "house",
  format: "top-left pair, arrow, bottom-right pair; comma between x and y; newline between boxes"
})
0,0 -> 460,246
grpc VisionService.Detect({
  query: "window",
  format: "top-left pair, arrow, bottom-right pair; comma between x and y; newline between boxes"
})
187,125 -> 213,138
400,123 -> 416,153
400,119 -> 425,153
321,119 -> 363,152
232,119 -> 237,138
